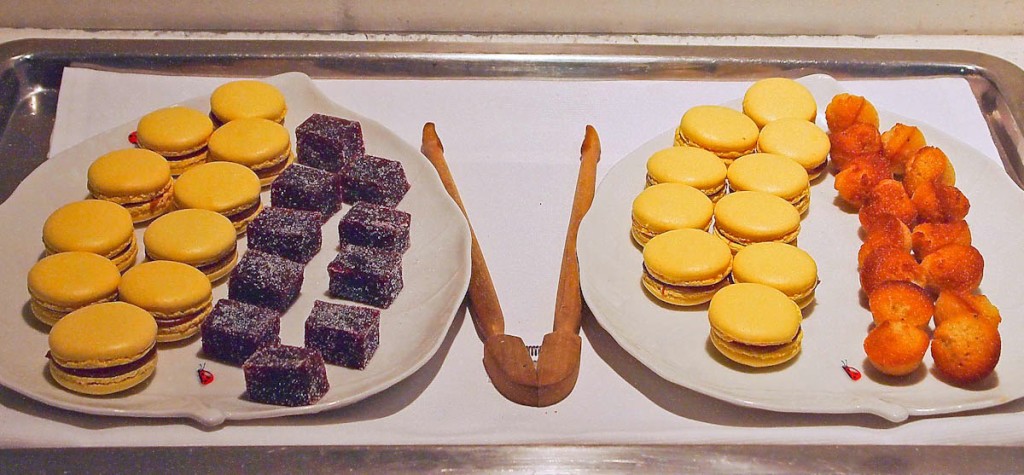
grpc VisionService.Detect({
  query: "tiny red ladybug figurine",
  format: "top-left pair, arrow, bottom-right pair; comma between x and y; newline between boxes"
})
197,363 -> 215,385
128,131 -> 138,145
841,360 -> 862,381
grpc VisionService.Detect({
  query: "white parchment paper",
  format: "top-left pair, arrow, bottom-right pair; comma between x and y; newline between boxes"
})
1,66 -> 1019,447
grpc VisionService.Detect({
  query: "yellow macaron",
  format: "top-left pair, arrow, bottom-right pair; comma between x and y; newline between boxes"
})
732,242 -> 819,309
143,209 -> 238,282
208,118 -> 295,186
675,105 -> 759,166
27,252 -> 121,326
210,80 -> 287,125
173,161 -> 264,235
713,191 -> 801,253
742,78 -> 818,128
641,228 -> 733,306
726,153 -> 811,214
47,301 -> 158,395
708,282 -> 803,367
42,200 -> 138,272
87,148 -> 175,223
645,146 -> 728,201
119,260 -> 213,342
757,118 -> 831,180
135,106 -> 214,175
631,183 -> 714,246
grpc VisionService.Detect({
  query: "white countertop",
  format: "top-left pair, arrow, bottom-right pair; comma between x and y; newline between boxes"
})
0,29 -> 1022,71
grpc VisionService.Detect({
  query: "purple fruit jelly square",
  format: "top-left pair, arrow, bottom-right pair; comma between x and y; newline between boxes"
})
201,299 -> 282,365
270,163 -> 344,220
304,300 -> 380,369
338,201 -> 411,253
243,345 -> 329,407
327,244 -> 403,308
340,155 -> 410,208
247,207 -> 324,264
296,113 -> 364,173
229,249 -> 305,312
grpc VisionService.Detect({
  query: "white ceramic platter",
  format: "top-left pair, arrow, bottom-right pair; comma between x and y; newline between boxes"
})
578,74 -> 1024,422
0,72 -> 471,426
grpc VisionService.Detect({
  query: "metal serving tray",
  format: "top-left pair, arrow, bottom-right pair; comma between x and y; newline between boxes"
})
2,38 -> 1024,472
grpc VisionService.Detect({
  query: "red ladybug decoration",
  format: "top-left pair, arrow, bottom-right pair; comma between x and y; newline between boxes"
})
197,363 -> 214,385
841,360 -> 862,381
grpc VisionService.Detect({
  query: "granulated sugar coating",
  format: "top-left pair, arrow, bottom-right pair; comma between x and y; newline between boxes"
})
305,300 -> 380,369
248,207 -> 324,264
339,201 -> 411,253
243,345 -> 329,407
327,244 -> 404,309
296,114 -> 364,173
270,163 -> 344,221
340,155 -> 410,208
228,249 -> 305,312
201,298 -> 282,365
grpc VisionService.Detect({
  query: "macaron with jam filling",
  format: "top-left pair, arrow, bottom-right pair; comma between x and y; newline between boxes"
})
645,146 -> 728,201
713,191 -> 801,253
47,301 -> 158,395
119,260 -> 213,342
674,105 -> 759,166
87,148 -> 174,223
208,118 -> 295,186
757,118 -> 831,180
143,209 -> 239,282
210,80 -> 287,125
708,283 -> 803,368
641,228 -> 733,306
27,252 -> 121,326
173,161 -> 264,235
732,242 -> 819,309
727,153 -> 811,214
742,78 -> 817,128
135,106 -> 214,176
631,183 -> 714,246
42,200 -> 138,272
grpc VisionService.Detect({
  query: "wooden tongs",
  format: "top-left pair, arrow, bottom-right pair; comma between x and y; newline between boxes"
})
421,123 -> 600,406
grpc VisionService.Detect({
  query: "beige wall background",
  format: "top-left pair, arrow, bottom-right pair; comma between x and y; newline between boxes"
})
1,0 -> 1022,35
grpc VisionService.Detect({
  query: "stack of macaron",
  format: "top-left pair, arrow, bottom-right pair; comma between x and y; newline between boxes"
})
28,79 -> 291,396
135,106 -> 214,176
630,183 -> 714,246
726,153 -> 810,214
708,283 -> 804,368
207,117 -> 295,187
632,77 -> 831,368
173,161 -> 264,235
210,79 -> 288,125
87,149 -> 175,223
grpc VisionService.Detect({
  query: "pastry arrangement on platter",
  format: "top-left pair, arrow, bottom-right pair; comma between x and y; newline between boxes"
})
27,80 -> 415,406
630,77 -> 1000,385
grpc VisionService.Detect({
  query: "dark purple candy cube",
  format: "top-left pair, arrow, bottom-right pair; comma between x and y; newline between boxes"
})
247,207 -> 324,264
304,300 -> 380,369
339,201 -> 411,253
201,299 -> 282,365
271,163 -> 344,220
243,345 -> 329,407
296,113 -> 364,173
229,249 -> 305,312
340,155 -> 410,208
327,244 -> 403,308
